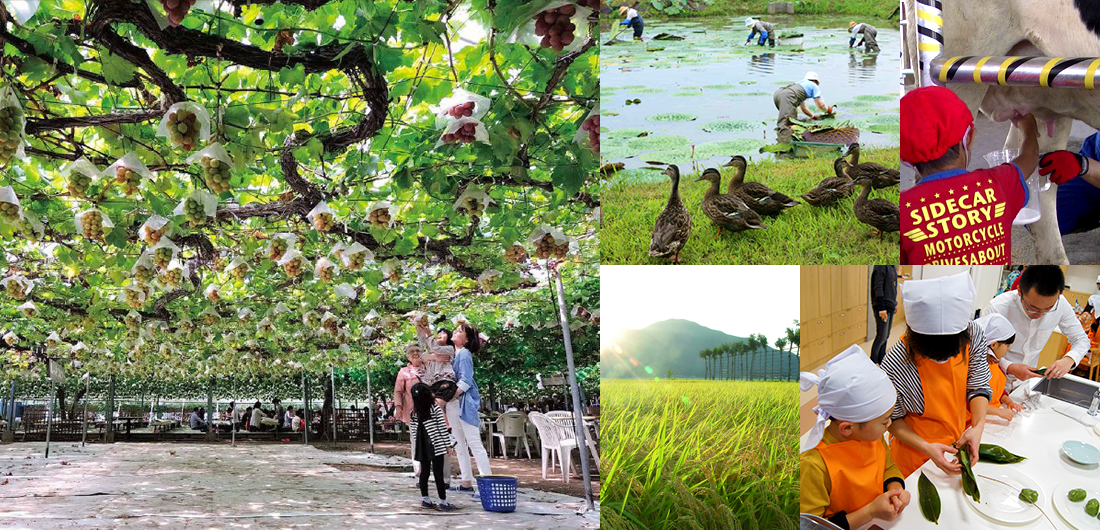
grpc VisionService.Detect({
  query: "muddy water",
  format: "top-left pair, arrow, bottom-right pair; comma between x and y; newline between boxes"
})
600,15 -> 900,177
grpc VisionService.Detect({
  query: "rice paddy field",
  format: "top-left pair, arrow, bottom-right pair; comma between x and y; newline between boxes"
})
600,379 -> 799,529
600,15 -> 900,170
600,146 -> 900,264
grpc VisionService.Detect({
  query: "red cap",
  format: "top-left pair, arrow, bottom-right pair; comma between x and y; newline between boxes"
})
900,86 -> 974,164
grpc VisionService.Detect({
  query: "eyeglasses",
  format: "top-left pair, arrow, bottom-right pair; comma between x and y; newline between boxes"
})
1021,295 -> 1059,315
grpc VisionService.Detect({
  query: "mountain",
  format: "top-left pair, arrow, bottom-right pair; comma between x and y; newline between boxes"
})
601,319 -> 799,380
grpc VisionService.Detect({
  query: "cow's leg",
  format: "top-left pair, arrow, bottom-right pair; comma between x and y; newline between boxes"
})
1003,118 -> 1072,263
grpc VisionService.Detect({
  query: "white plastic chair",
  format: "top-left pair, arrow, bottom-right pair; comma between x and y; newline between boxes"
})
529,412 -> 570,481
546,411 -> 601,482
499,411 -> 532,459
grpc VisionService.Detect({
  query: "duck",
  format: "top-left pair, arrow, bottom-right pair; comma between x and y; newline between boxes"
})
695,168 -> 767,236
847,173 -> 899,239
844,143 -> 900,189
649,165 -> 692,263
801,158 -> 855,207
724,155 -> 800,216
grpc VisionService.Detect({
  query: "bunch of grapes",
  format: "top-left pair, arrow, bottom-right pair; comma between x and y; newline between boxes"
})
534,234 -> 570,259
133,262 -> 155,284
0,106 -> 24,166
239,311 -> 252,325
124,287 -> 145,308
269,237 -> 289,261
322,318 -> 339,335
206,288 -> 221,303
386,268 -> 401,284
303,312 -> 319,327
4,333 -> 17,347
165,108 -> 199,150
5,280 -> 26,300
231,262 -> 248,281
161,0 -> 197,26
0,199 -> 18,222
124,313 -> 140,331
533,5 -> 578,51
441,122 -> 478,144
457,196 -> 484,214
178,318 -> 194,334
115,166 -> 141,195
67,172 -> 92,198
183,197 -> 206,226
446,101 -> 476,118
283,256 -> 303,277
46,335 -> 59,349
203,312 -> 219,326
161,268 -> 182,287
581,113 -> 600,152
80,210 -> 105,240
17,216 -> 38,242
258,319 -> 273,334
317,262 -> 335,282
19,304 -> 35,318
504,243 -> 528,263
368,207 -> 391,228
153,247 -> 173,269
345,251 -> 366,270
312,211 -> 334,232
200,156 -> 231,193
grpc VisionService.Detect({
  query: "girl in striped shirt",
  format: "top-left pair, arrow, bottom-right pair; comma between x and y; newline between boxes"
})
411,382 -> 456,511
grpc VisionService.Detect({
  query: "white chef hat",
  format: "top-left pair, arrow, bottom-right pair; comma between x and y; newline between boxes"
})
901,271 -> 975,335
1095,274 -> 1100,283
800,345 -> 897,452
974,313 -> 1015,347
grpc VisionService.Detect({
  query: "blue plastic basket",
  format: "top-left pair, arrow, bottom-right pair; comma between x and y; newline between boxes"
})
475,475 -> 518,513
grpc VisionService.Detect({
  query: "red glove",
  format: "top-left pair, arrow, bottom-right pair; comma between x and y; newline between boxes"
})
1038,150 -> 1089,185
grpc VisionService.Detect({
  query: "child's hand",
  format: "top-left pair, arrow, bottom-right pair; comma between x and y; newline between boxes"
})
992,406 -> 1015,421
869,490 -> 906,521
889,488 -> 911,514
926,442 -> 962,474
1004,399 -> 1023,413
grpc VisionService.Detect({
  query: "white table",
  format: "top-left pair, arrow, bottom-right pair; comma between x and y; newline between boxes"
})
864,375 -> 1100,530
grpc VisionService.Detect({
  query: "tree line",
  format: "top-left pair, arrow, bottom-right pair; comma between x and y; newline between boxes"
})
698,321 -> 800,381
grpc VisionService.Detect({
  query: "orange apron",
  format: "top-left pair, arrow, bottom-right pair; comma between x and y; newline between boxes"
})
966,361 -> 1004,426
815,438 -> 886,518
890,339 -> 971,477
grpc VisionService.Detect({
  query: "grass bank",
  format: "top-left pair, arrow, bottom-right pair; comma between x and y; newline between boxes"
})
600,147 -> 900,264
600,379 -> 799,530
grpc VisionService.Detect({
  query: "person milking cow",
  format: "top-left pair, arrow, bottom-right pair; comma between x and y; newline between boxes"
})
772,71 -> 835,144
744,17 -> 775,47
848,21 -> 879,53
619,5 -> 644,41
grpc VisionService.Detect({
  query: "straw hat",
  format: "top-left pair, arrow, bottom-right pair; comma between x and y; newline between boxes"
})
619,6 -> 628,15
848,21 -> 857,29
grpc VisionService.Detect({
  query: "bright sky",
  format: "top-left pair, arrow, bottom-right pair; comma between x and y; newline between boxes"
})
601,265 -> 800,345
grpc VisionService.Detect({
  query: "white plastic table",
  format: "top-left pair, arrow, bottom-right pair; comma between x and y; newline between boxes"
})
863,375 -> 1100,530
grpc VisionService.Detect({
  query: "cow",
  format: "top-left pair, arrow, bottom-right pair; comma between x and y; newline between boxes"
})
904,0 -> 1100,264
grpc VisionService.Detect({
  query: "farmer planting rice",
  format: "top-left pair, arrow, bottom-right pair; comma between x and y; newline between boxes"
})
772,71 -> 835,144
619,5 -> 643,41
744,17 -> 775,47
848,21 -> 879,53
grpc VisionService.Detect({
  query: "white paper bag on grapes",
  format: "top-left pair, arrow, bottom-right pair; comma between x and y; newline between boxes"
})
1,274 -> 33,300
238,307 -> 254,323
451,313 -> 469,326
367,201 -> 395,228
146,320 -> 168,335
186,142 -> 234,194
204,283 -> 222,302
17,209 -> 43,241
149,237 -> 179,269
74,208 -> 114,240
173,189 -> 217,226
307,200 -> 337,232
0,186 -> 21,222
131,251 -> 157,284
528,224 -> 572,259
0,85 -> 27,165
302,310 -> 319,327
409,310 -> 431,327
342,242 -> 373,270
453,185 -> 494,214
477,269 -> 502,292
435,117 -> 489,147
381,258 -> 402,283
138,214 -> 171,245
18,300 -> 36,317
122,280 -> 148,308
157,101 -> 212,150
199,306 -> 220,325
361,323 -> 377,340
46,331 -> 61,348
330,242 -> 347,264
3,330 -> 18,347
273,302 -> 291,317
365,309 -> 380,322
432,89 -> 491,129
512,2 -> 593,53
61,157 -> 100,199
267,232 -> 297,261
277,247 -> 305,277
105,152 -> 154,196
258,317 -> 274,334
1,0 -> 41,25
315,257 -> 339,282
334,283 -> 357,300
225,256 -> 249,281
574,102 -> 599,154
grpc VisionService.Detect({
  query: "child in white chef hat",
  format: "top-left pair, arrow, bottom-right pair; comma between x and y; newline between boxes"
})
972,313 -> 1022,422
800,345 -> 910,529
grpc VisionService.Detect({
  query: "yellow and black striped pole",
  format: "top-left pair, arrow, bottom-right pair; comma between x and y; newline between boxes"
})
931,55 -> 1100,89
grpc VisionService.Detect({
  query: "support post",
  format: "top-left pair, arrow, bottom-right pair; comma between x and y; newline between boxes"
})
366,361 -> 374,453
80,377 -> 89,447
331,366 -> 337,444
45,365 -> 54,458
206,377 -> 215,441
915,0 -> 943,88
552,265 -> 595,511
302,372 -> 309,445
3,379 -> 16,443
105,375 -> 115,443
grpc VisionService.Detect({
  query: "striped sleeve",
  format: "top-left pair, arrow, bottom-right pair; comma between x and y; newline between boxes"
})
880,338 -> 924,420
965,321 -> 993,404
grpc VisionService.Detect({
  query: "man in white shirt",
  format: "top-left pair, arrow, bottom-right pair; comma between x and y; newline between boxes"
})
982,266 -> 1089,390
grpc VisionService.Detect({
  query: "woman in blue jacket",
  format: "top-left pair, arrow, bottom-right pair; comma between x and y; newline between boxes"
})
445,322 -> 493,493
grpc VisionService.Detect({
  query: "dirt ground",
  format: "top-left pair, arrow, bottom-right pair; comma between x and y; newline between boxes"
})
0,441 -> 600,529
